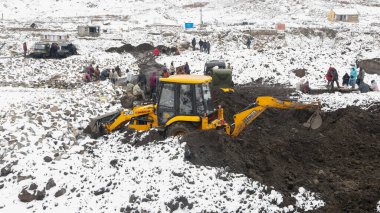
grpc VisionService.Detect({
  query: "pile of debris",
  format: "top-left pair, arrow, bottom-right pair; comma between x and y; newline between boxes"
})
181,85 -> 380,212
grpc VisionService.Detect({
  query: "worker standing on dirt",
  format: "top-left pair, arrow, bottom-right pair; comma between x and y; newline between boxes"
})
153,48 -> 159,57
133,83 -> 145,100
199,40 -> 204,52
100,69 -> 110,81
22,42 -> 27,57
162,68 -> 170,78
115,65 -> 122,77
149,72 -> 158,100
330,67 -> 340,91
87,64 -> 95,77
94,66 -> 100,81
349,64 -> 358,89
356,67 -> 365,86
184,62 -> 190,74
191,38 -> 196,51
126,69 -> 132,83
110,69 -> 118,84
138,71 -> 147,89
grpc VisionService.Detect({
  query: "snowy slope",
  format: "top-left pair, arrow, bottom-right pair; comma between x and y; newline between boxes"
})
1,0 -> 380,212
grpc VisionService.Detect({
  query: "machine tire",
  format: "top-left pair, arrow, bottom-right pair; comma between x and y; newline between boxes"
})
166,122 -> 195,137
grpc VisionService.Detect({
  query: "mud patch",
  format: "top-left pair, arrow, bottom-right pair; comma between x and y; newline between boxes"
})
182,87 -> 380,212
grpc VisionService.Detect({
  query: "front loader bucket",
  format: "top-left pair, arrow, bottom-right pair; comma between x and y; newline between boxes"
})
303,110 -> 322,130
84,110 -> 122,138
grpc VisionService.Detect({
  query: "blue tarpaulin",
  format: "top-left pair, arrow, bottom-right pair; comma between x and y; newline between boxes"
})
184,23 -> 194,29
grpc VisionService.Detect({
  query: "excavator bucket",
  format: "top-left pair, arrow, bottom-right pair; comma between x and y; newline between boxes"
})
84,110 -> 121,138
303,110 -> 322,129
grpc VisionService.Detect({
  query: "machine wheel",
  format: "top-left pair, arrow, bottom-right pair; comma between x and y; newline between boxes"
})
166,122 -> 195,137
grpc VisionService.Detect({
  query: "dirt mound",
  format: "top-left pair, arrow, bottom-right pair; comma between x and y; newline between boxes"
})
106,44 -> 135,53
182,87 -> 380,212
135,43 -> 155,52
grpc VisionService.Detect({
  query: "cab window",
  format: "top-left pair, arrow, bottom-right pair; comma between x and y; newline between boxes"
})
179,84 -> 193,115
157,83 -> 175,124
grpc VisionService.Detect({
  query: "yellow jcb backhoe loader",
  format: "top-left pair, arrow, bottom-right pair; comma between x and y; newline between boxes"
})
87,75 -> 322,138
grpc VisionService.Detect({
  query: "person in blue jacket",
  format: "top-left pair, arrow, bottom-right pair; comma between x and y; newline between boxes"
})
349,64 -> 358,89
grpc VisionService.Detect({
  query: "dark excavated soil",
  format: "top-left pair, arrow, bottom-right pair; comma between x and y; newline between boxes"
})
181,85 -> 380,212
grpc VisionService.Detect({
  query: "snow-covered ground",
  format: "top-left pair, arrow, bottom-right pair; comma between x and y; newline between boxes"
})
1,0 -> 380,212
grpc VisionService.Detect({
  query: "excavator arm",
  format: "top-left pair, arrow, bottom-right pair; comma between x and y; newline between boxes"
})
227,96 -> 322,137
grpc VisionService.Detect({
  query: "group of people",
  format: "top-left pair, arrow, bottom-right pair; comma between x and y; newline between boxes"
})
326,64 -> 379,93
192,38 -> 211,54
82,63 -> 124,84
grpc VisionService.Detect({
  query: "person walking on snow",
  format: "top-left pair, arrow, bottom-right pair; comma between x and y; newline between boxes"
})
23,42 -> 27,57
199,40 -> 204,52
191,38 -> 196,51
246,37 -> 252,49
330,67 -> 340,91
206,41 -> 210,54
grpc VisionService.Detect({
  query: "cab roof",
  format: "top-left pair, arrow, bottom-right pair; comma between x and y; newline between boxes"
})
160,75 -> 212,84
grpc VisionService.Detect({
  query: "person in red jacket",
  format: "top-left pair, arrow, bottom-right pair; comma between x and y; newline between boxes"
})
153,48 -> 159,57
325,66 -> 333,87
150,72 -> 158,100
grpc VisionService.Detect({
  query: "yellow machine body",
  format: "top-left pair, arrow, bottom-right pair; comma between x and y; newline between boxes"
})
92,75 -> 321,138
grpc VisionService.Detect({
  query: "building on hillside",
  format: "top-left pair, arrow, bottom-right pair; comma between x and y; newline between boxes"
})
77,26 -> 100,37
41,33 -> 70,42
327,8 -> 359,22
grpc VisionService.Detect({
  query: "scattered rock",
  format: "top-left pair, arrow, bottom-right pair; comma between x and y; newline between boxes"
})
0,165 -> 12,177
292,69 -> 307,78
110,159 -> 118,168
94,187 -> 109,196
171,171 -> 184,177
54,188 -> 66,197
17,174 -> 33,182
46,178 -> 56,190
0,184 -> 4,189
129,194 -> 138,203
50,106 -> 59,112
165,196 -> 193,212
18,188 -> 35,202
29,183 -> 38,190
43,156 -> 53,163
35,189 -> 46,200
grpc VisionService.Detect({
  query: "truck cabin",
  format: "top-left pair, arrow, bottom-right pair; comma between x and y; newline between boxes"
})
157,75 -> 216,125
204,60 -> 226,75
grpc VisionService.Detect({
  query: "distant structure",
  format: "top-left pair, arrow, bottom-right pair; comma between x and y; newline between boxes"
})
41,33 -> 70,42
327,8 -> 359,22
78,26 -> 100,37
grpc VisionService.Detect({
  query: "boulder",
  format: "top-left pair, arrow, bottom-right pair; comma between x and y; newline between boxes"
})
18,188 -> 35,202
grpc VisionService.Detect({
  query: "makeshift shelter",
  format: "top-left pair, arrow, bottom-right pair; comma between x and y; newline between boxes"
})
327,8 -> 359,22
78,26 -> 100,37
41,33 -> 69,42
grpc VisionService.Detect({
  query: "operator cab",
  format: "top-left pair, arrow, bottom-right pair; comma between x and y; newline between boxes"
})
204,60 -> 226,76
204,60 -> 233,90
157,75 -> 215,125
